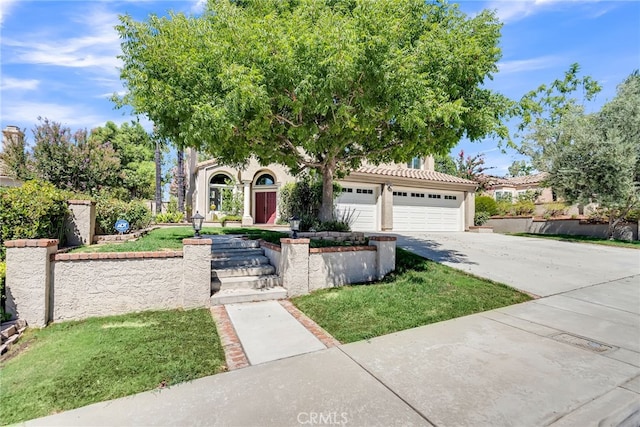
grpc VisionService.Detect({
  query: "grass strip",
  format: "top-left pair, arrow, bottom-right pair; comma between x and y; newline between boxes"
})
0,309 -> 225,425
292,249 -> 531,343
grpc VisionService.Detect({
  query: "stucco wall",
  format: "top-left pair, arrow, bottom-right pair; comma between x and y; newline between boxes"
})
530,219 -> 638,240
260,241 -> 282,274
308,248 -> 377,292
485,217 -> 533,234
65,200 -> 95,246
52,256 -> 183,322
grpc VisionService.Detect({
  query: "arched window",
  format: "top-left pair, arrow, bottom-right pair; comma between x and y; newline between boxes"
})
209,173 -> 233,212
255,173 -> 275,186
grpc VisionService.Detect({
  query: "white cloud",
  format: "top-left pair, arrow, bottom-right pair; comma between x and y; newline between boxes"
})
1,6 -> 122,72
497,56 -> 559,74
0,0 -> 19,26
192,0 -> 207,13
1,77 -> 40,91
486,0 -> 605,23
2,101 -> 113,129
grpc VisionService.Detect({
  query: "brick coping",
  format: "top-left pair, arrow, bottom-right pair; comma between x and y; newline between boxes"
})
210,306 -> 249,371
369,235 -> 397,241
309,245 -> 376,254
5,239 -> 58,248
53,251 -> 183,261
279,300 -> 341,348
259,240 -> 281,252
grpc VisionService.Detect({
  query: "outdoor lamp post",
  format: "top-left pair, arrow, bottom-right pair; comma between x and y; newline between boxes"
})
289,215 -> 300,239
192,211 -> 204,238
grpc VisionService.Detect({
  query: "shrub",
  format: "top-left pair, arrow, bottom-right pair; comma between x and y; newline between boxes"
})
220,182 -> 243,216
474,211 -> 490,226
316,220 -> 350,232
513,200 -> 535,216
95,198 -> 152,234
495,200 -> 513,216
517,189 -> 542,203
220,215 -> 242,226
0,261 -> 9,321
543,202 -> 567,218
278,175 -> 340,231
154,212 -> 184,223
0,180 -> 70,259
475,195 -> 498,215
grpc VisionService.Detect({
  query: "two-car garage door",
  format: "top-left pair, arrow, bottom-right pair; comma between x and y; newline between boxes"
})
392,189 -> 463,232
335,184 -> 464,232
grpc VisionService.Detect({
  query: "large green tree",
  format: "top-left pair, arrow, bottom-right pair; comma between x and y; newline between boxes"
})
32,118 -> 121,194
89,121 -> 156,199
521,70 -> 639,238
116,0 -> 511,220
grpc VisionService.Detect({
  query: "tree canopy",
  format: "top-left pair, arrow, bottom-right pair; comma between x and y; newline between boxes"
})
116,0 -> 511,220
520,69 -> 639,237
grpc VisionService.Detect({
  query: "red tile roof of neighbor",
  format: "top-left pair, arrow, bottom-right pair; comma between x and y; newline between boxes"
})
356,166 -> 477,185
484,172 -> 548,187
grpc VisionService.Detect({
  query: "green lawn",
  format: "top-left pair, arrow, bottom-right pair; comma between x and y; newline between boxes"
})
71,226 -> 363,252
71,226 -> 288,253
0,309 -> 225,425
510,233 -> 640,249
292,249 -> 531,343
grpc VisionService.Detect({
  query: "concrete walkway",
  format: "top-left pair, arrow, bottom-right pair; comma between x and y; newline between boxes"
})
225,301 -> 326,365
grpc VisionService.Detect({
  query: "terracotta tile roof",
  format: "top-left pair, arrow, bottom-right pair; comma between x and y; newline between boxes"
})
485,172 -> 548,187
355,166 -> 477,185
504,172 -> 548,185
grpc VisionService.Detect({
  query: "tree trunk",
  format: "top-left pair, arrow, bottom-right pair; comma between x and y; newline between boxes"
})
154,139 -> 162,214
177,149 -> 185,214
319,161 -> 335,222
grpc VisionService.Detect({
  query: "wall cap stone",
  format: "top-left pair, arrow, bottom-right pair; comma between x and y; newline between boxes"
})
369,236 -> 397,242
310,245 -> 376,254
5,239 -> 58,248
280,238 -> 310,244
259,240 -> 282,252
53,251 -> 183,261
182,238 -> 213,245
67,199 -> 95,206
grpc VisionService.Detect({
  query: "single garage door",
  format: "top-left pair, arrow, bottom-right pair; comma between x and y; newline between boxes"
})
392,189 -> 463,232
335,186 -> 378,231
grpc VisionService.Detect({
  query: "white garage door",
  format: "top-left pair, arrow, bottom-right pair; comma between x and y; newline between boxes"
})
392,189 -> 463,232
335,186 -> 377,231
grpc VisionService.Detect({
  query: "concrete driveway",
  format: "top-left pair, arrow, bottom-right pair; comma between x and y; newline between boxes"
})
395,232 -> 640,297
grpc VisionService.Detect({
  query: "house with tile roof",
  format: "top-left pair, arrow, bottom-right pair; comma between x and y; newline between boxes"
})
185,151 -> 477,232
484,173 -> 554,204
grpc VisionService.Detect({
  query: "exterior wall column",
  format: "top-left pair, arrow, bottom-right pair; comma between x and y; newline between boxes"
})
182,238 -> 213,309
279,238 -> 310,296
5,239 -> 58,327
369,236 -> 396,279
464,191 -> 475,231
242,180 -> 254,226
381,183 -> 393,231
65,200 -> 96,246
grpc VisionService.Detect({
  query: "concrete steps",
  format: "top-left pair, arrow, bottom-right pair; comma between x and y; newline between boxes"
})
210,287 -> 287,305
210,237 -> 285,304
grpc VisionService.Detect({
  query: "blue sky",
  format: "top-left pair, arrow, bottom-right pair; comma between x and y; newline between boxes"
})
1,0 -> 638,175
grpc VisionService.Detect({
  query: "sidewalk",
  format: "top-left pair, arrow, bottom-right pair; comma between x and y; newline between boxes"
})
26,275 -> 640,427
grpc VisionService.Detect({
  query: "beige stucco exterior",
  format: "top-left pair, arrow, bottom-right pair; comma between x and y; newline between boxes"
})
187,153 -> 477,231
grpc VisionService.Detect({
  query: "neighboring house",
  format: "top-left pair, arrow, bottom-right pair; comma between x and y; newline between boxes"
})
484,173 -> 553,203
0,126 -> 23,188
185,151 -> 477,232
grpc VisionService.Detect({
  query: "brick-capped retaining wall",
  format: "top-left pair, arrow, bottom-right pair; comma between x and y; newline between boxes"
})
5,238 -> 212,326
278,236 -> 396,297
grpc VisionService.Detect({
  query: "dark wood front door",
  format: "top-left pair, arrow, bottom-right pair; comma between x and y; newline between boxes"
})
255,191 -> 277,224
